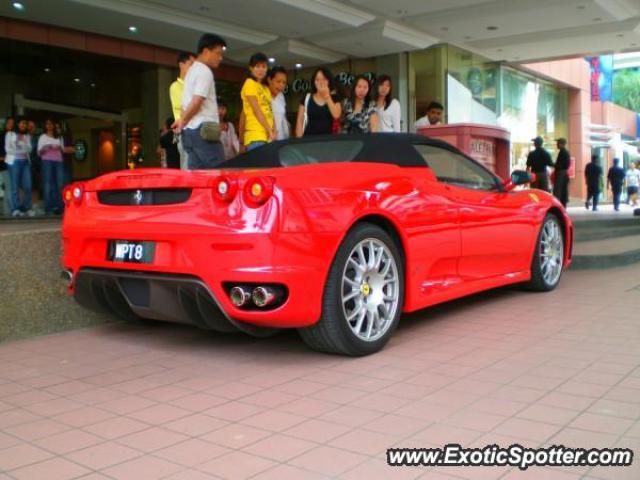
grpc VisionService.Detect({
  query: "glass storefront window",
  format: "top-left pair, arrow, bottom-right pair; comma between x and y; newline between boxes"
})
445,45 -> 499,125
499,67 -> 568,171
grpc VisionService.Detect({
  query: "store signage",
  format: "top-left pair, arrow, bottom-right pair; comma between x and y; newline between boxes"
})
335,72 -> 376,86
291,78 -> 310,93
287,71 -> 378,94
469,138 -> 496,171
74,140 -> 87,162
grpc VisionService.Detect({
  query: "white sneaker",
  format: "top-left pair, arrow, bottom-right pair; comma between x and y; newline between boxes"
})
11,209 -> 21,217
26,209 -> 36,217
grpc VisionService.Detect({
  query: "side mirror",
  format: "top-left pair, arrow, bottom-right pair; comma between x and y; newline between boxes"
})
503,170 -> 535,192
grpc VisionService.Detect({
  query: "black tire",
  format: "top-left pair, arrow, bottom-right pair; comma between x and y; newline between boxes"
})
298,223 -> 405,356
523,213 -> 565,292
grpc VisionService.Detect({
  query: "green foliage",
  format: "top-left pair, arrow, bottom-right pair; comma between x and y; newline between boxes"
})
613,68 -> 640,113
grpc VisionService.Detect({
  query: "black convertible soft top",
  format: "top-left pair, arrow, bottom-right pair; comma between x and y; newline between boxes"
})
222,133 -> 462,169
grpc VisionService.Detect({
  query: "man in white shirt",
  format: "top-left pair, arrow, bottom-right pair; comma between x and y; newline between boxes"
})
415,101 -> 444,129
172,33 -> 226,169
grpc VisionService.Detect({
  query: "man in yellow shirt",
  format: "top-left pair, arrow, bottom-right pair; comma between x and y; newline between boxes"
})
240,53 -> 275,151
169,51 -> 194,169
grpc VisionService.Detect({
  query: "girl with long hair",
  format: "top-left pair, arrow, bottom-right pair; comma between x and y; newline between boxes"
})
5,117 -> 33,216
240,52 -> 274,151
295,67 -> 341,137
342,75 -> 378,134
375,74 -> 401,132
38,118 -> 66,214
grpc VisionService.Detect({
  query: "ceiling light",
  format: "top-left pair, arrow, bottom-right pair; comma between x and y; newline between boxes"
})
12,2 -> 25,11
90,83 -> 96,87
268,57 -> 276,63
128,26 -> 138,33
44,67 -> 50,73
274,0 -> 375,27
295,63 -> 303,69
74,78 -> 80,83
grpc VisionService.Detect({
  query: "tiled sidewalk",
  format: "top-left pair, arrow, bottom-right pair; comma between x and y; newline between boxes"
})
0,266 -> 639,480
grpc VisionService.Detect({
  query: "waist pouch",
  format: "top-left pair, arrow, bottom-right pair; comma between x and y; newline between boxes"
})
200,122 -> 221,142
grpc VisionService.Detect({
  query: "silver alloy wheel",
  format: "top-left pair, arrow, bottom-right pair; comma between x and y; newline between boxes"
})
341,238 -> 400,342
540,218 -> 564,286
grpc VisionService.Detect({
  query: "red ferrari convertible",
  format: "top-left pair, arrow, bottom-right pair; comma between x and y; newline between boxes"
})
61,134 -> 572,355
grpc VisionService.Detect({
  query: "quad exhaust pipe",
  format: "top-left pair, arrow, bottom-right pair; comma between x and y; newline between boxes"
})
229,286 -> 252,307
228,285 -> 284,309
252,286 -> 276,308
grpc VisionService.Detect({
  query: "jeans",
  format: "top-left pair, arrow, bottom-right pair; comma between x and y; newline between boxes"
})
8,159 -> 32,212
247,141 -> 267,152
42,160 -> 65,213
181,128 -> 225,170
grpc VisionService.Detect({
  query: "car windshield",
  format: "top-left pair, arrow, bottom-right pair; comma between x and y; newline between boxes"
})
278,141 -> 364,166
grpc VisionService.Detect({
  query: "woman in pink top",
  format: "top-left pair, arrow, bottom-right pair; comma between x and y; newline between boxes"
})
38,119 -> 66,214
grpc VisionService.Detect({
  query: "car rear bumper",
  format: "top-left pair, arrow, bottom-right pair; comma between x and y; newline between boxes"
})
74,268 -> 270,334
62,223 -> 343,328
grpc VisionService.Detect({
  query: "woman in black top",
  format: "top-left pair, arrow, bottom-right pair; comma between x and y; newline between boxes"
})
295,67 -> 341,137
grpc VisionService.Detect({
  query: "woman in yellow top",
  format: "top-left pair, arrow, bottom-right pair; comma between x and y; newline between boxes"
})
240,53 -> 275,151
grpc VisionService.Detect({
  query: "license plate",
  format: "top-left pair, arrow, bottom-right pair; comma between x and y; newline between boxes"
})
107,240 -> 155,264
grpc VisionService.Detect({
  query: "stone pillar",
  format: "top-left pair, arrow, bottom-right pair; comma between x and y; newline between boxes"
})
141,66 -> 174,168
568,88 -> 591,200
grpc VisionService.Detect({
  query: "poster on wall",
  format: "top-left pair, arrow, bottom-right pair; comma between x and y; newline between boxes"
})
586,55 -> 613,102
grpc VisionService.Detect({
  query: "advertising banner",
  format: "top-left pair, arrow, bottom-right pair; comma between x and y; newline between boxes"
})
586,56 -> 613,102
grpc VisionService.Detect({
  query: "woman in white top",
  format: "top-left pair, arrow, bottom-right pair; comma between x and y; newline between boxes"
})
267,66 -> 289,140
5,118 -> 33,217
38,118 -> 66,214
375,74 -> 401,133
217,99 -> 240,160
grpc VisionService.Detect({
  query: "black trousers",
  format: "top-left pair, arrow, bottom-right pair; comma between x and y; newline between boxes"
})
586,187 -> 600,210
531,172 -> 549,192
611,186 -> 622,210
552,170 -> 569,207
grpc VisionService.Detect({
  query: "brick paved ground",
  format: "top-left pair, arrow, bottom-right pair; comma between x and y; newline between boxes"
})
0,265 -> 638,479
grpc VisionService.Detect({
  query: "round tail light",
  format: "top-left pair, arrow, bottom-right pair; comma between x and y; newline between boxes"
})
243,177 -> 274,207
210,175 -> 238,203
63,183 -> 84,205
